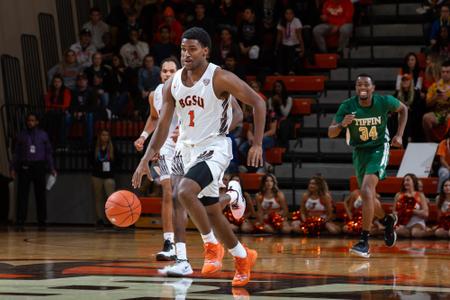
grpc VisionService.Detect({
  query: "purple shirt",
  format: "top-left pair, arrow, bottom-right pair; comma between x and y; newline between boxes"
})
11,128 -> 55,171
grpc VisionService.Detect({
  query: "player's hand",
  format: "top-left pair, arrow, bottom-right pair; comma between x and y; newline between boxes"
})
390,135 -> 402,148
134,136 -> 146,152
132,160 -> 152,189
341,114 -> 355,127
247,144 -> 263,167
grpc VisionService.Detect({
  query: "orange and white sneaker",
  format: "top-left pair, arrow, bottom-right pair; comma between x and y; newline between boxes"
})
232,247 -> 258,287
201,242 -> 224,274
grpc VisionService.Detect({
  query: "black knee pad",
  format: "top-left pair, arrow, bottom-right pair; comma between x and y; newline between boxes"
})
184,161 -> 213,190
199,196 -> 219,206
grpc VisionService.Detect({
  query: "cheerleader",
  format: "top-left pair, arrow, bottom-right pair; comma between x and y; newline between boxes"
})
292,175 -> 341,234
435,179 -> 450,238
394,173 -> 432,238
342,189 -> 385,235
254,174 -> 291,234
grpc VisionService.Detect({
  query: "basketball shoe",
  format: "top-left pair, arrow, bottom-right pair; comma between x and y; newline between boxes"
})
349,240 -> 370,258
201,242 -> 224,274
156,239 -> 176,261
228,180 -> 246,220
382,213 -> 398,247
232,247 -> 258,287
158,259 -> 193,277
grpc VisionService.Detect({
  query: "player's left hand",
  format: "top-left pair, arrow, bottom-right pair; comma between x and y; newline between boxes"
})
390,135 -> 402,148
132,160 -> 152,189
247,144 -> 263,167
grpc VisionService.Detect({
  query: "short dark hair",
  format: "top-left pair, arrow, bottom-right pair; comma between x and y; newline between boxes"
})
89,7 -> 101,14
441,60 -> 450,68
161,56 -> 181,69
356,73 -> 375,84
181,27 -> 211,49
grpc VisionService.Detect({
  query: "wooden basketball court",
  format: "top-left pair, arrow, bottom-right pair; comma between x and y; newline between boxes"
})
0,227 -> 449,299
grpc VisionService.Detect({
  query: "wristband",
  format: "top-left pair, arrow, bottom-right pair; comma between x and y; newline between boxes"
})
140,131 -> 149,140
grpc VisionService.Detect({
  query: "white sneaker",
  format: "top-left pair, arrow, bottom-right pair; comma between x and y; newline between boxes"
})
158,259 -> 193,277
228,180 -> 246,220
156,240 -> 176,261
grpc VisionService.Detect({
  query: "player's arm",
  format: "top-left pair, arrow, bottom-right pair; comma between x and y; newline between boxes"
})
229,96 -> 243,131
328,104 -> 355,138
215,69 -> 266,167
134,91 -> 159,151
391,99 -> 408,148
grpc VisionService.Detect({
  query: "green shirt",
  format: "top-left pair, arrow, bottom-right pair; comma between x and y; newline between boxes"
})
335,94 -> 401,149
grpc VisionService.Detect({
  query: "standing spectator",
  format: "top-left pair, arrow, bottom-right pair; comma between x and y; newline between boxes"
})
156,6 -> 183,45
313,0 -> 354,55
90,129 -> 120,226
395,53 -> 424,92
268,80 -> 293,149
84,52 -> 112,89
422,60 -> 450,142
187,2 -> 215,38
435,178 -> 450,238
70,29 -> 97,68
10,113 -> 56,228
211,27 -> 240,67
150,26 -> 179,66
431,26 -> 450,60
436,131 -> 450,192
82,7 -> 110,49
117,8 -> 142,48
138,54 -> 161,100
47,50 -> 83,90
120,29 -> 149,69
430,4 -> 450,46
275,8 -> 305,75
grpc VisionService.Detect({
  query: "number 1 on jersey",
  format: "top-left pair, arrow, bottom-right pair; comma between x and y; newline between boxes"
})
188,110 -> 195,127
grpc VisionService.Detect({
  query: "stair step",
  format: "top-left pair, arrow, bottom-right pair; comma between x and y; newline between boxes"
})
372,3 -> 422,15
349,45 -> 423,59
330,67 -> 398,81
289,137 -> 352,153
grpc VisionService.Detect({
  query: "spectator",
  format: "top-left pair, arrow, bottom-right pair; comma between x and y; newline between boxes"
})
395,53 -> 423,92
435,178 -> 450,238
313,0 -> 354,55
120,28 -> 149,69
82,7 -> 110,49
92,74 -> 110,116
430,4 -> 450,46
90,129 -> 120,226
109,54 -> 134,117
106,0 -> 133,28
394,173 -> 432,238
98,32 -> 115,65
10,113 -> 56,228
291,175 -> 341,235
156,6 -> 183,45
422,53 -> 441,97
187,2 -> 215,38
84,52 -> 112,89
268,80 -> 293,149
211,27 -> 240,67
70,29 -> 97,68
226,96 -> 244,174
254,174 -> 292,234
237,7 -> 261,64
431,26 -> 450,60
275,7 -> 305,75
138,54 -> 161,100
223,53 -> 246,79
423,60 -> 450,142
117,8 -> 142,48
214,0 -> 238,32
436,131 -> 450,192
47,49 -> 83,90
249,80 -> 267,101
151,26 -> 179,66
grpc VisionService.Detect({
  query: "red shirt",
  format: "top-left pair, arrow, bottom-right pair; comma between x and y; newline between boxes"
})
44,88 -> 72,111
322,0 -> 354,26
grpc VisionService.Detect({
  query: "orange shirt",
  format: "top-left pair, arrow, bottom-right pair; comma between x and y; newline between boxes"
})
437,139 -> 450,164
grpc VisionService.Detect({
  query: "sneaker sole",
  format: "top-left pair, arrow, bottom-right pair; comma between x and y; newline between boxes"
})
156,254 -> 177,261
349,248 -> 371,258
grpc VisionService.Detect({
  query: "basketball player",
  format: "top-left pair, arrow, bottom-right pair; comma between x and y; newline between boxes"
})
328,74 -> 408,258
132,27 -> 266,286
134,58 -> 246,266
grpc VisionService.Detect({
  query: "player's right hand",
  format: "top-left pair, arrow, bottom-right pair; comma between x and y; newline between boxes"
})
134,136 -> 146,152
132,160 -> 152,189
247,144 -> 263,167
341,114 -> 356,127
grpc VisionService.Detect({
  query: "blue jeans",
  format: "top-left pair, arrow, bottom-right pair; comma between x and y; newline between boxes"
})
64,112 -> 94,146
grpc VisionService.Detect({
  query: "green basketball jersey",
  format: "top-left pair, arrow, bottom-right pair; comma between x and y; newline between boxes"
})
334,94 -> 401,148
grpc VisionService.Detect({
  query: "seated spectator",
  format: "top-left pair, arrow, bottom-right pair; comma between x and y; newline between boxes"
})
98,32 -> 115,65
117,8 -> 142,48
47,49 -> 83,90
213,0 -> 238,32
431,26 -> 450,60
394,173 -> 432,238
223,53 -> 245,79
92,74 -> 110,115
155,6 -> 183,45
120,29 -> 149,69
435,178 -> 450,238
70,29 -> 97,68
291,175 -> 341,235
422,60 -> 450,141
82,7 -> 110,49
429,4 -> 450,46
395,53 -> 423,92
84,52 -> 112,89
138,54 -> 161,100
249,80 -> 267,101
150,26 -> 179,66
342,189 -> 384,235
275,8 -> 304,75
268,80 -> 293,149
237,6 -> 261,73
254,174 -> 292,234
313,0 -> 353,55
436,131 -> 450,192
106,0 -> 133,29
422,53 -> 441,98
187,2 -> 215,38
90,129 -> 120,226
211,27 -> 240,67
109,54 -> 134,117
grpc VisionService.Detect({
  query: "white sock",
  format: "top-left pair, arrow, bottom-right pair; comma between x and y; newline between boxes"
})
226,190 -> 238,203
201,231 -> 218,244
163,232 -> 174,243
176,242 -> 187,260
228,242 -> 247,258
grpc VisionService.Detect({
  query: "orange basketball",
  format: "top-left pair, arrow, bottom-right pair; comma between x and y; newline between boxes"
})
105,190 -> 142,227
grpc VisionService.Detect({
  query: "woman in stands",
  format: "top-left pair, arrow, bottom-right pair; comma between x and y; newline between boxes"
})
292,175 -> 341,235
268,80 -> 293,150
435,179 -> 450,238
254,174 -> 291,234
395,53 -> 424,93
394,173 -> 432,238
422,54 -> 441,98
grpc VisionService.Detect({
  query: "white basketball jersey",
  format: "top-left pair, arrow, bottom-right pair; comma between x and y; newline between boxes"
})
171,63 -> 232,145
153,83 -> 179,147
